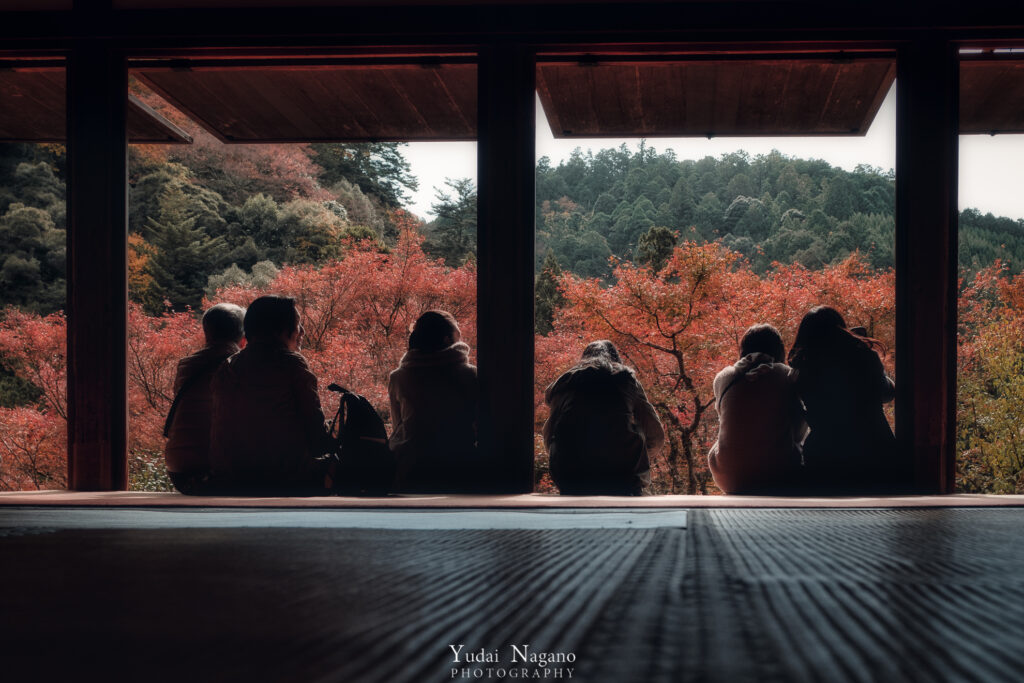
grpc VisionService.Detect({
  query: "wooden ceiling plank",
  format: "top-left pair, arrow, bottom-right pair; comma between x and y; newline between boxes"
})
961,61 -> 1024,134
714,62 -> 744,135
340,69 -> 421,139
135,71 -> 236,143
247,71 -> 332,140
444,65 -> 478,133
428,67 -> 475,136
381,68 -> 443,139
535,67 -> 562,138
303,69 -> 374,140
540,57 -> 899,138
0,69 -> 65,141
686,62 -> 716,135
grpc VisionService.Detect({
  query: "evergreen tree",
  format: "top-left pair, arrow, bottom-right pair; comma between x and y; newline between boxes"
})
145,188 -> 226,312
535,250 -> 565,335
311,142 -> 418,209
0,203 -> 65,313
425,178 -> 477,266
635,226 -> 677,273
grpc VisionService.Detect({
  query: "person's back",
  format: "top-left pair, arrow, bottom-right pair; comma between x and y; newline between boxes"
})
543,340 -> 664,496
388,311 -> 478,492
788,306 -> 898,492
163,303 -> 244,495
794,343 -> 896,484
209,296 -> 331,494
709,325 -> 806,494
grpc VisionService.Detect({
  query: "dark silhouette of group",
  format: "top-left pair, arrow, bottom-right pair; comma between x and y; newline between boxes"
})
164,296 -> 479,496
164,297 -> 898,497
709,306 -> 900,495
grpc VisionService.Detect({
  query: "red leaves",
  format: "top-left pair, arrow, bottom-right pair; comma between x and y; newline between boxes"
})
0,240 -> 919,494
0,407 -> 66,491
539,244 -> 897,493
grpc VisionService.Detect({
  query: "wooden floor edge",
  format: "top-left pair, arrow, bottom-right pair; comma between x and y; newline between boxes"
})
1,491 -> 1023,509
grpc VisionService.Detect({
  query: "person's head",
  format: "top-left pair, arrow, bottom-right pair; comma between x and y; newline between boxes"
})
581,339 -> 621,364
202,303 -> 245,346
408,310 -> 461,352
788,305 -> 884,364
244,295 -> 301,349
739,323 -> 785,363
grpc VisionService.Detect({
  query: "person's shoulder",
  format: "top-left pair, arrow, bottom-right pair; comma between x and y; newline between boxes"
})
279,349 -> 314,373
715,364 -> 737,382
770,361 -> 798,380
545,368 -> 577,402
177,346 -> 208,367
852,342 -> 885,370
176,346 -> 221,377
712,363 -> 737,390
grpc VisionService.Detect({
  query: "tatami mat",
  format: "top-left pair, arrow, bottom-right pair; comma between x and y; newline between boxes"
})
1,507 -> 1023,681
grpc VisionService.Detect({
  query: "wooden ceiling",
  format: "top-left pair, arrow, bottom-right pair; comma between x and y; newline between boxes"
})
536,57 -> 896,137
960,58 -> 1024,135
7,55 -> 1024,143
133,61 -> 477,142
0,65 -> 192,143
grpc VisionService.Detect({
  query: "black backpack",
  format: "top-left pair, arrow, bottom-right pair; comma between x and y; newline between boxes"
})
326,383 -> 396,495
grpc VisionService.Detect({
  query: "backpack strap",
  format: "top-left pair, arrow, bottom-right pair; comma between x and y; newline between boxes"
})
163,355 -> 229,439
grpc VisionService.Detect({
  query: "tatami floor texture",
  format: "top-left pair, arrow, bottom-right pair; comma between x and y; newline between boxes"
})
1,505 -> 1022,682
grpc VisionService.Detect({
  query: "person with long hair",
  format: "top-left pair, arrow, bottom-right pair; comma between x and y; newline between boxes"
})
542,340 -> 665,495
787,306 -> 899,493
388,310 -> 479,492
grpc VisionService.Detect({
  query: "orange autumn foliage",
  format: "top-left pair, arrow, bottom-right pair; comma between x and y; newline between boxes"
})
18,234 -> 1018,494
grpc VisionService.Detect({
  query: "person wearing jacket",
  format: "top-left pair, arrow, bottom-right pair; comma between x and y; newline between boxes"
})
163,303 -> 245,495
708,324 -> 807,495
209,295 -> 333,494
543,340 -> 665,496
788,306 -> 901,493
388,310 -> 478,492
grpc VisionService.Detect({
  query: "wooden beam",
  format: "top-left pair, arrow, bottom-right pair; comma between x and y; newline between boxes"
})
894,39 -> 959,494
66,44 -> 128,490
476,44 -> 535,492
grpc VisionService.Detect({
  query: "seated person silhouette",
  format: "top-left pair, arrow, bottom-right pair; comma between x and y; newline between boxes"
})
543,340 -> 665,496
163,303 -> 245,495
388,310 -> 479,492
708,324 -> 807,495
209,295 -> 333,495
788,306 -> 900,493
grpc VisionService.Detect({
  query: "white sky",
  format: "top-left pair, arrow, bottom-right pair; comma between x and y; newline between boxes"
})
402,85 -> 1024,222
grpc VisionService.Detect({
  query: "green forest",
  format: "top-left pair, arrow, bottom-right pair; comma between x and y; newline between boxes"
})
3,139 -> 1024,319
4,136 -> 1024,494
534,144 -> 1024,279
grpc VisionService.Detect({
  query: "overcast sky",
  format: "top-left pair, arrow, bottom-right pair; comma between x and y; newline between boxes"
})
402,85 -> 1024,222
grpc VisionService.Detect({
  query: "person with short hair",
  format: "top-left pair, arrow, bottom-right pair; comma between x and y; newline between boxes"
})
543,340 -> 665,496
163,302 -> 246,495
388,310 -> 479,492
209,295 -> 333,494
708,323 -> 807,495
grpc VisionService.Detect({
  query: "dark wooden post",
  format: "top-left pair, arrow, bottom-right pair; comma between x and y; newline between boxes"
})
66,44 -> 129,490
476,44 -> 536,492
895,39 -> 959,494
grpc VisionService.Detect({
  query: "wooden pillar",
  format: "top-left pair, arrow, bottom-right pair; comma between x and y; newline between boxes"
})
66,44 -> 129,490
476,44 -> 536,492
894,39 -> 959,494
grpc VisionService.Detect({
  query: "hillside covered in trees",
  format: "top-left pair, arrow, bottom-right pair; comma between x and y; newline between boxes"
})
534,144 -> 1024,280
2,127 -> 1024,494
